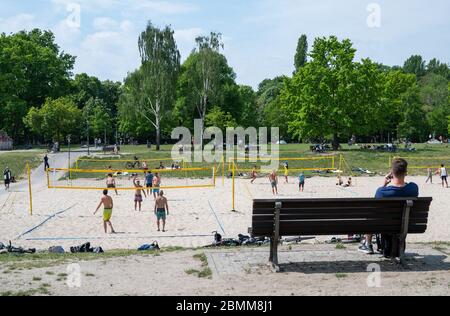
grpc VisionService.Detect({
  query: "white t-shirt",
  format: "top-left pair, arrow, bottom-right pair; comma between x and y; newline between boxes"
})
441,167 -> 447,177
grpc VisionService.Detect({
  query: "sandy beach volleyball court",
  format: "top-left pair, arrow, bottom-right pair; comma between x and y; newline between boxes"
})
0,175 -> 448,251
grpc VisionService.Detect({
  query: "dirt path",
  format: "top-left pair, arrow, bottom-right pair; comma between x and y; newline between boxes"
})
1,243 -> 448,296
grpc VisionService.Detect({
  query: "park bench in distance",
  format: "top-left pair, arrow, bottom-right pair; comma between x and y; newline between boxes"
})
250,197 -> 432,272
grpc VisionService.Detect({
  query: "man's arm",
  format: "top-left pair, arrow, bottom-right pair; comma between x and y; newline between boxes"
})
154,201 -> 157,214
94,200 -> 103,215
165,199 -> 169,215
142,188 -> 147,198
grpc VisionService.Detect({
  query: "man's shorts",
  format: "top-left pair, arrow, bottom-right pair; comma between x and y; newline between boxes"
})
299,181 -> 305,187
103,208 -> 112,221
153,187 -> 160,194
107,184 -> 115,189
271,181 -> 277,188
442,176 -> 448,181
156,208 -> 166,220
146,183 -> 153,188
135,194 -> 143,202
4,179 -> 10,185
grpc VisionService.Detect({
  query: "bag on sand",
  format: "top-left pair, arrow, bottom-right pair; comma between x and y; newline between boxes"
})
0,242 -> 5,250
49,246 -> 65,254
70,242 -> 92,253
138,241 -> 160,251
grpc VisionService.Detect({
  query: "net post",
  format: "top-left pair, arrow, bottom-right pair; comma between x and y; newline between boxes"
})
27,162 -> 33,216
232,161 -> 236,212
222,154 -> 225,186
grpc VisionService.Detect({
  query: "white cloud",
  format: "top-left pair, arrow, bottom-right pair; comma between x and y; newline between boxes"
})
51,0 -> 120,12
0,14 -> 39,34
130,0 -> 199,14
93,17 -> 119,31
174,27 -> 203,60
73,19 -> 140,82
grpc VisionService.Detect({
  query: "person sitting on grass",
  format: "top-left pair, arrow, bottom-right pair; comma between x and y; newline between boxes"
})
133,177 -> 147,211
359,158 -> 418,255
94,190 -> 116,234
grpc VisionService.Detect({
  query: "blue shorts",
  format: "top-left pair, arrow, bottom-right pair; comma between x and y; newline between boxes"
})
156,208 -> 166,220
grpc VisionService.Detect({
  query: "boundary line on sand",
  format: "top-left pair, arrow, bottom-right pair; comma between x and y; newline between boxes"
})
25,234 -> 213,241
17,204 -> 78,239
207,200 -> 227,236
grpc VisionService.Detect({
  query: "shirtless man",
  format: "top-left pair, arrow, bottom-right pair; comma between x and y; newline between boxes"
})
154,191 -> 169,232
269,170 -> 278,195
133,177 -> 147,211
94,190 -> 116,234
106,173 -> 118,195
152,173 -> 161,199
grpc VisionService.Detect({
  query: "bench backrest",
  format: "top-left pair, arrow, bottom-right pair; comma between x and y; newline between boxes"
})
251,198 -> 432,237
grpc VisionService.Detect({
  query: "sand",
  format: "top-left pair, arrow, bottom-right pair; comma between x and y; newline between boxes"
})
0,174 -> 449,251
0,244 -> 449,296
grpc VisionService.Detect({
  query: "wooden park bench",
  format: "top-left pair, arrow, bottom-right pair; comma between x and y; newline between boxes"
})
250,197 -> 432,271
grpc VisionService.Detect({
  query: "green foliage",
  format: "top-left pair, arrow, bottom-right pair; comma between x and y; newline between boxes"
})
24,97 -> 82,142
0,29 -> 75,143
281,36 -> 380,148
404,55 -> 426,78
294,34 -> 308,71
205,106 -> 237,130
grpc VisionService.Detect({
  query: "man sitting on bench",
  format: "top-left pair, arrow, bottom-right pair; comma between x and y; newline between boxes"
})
359,158 -> 419,255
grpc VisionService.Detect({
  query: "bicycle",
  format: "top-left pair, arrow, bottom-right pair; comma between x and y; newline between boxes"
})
126,156 -> 141,169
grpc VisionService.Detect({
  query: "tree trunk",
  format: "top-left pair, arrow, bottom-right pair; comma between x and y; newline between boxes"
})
332,132 -> 340,151
156,116 -> 161,151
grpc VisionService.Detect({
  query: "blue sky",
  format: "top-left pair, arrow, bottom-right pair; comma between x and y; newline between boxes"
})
1,0 -> 449,88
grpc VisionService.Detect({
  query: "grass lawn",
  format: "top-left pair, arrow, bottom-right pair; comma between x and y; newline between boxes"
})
0,150 -> 45,182
71,142 -> 450,179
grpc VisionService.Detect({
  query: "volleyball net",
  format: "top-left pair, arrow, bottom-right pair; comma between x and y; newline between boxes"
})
46,166 -> 216,191
227,155 -> 336,175
389,156 -> 450,170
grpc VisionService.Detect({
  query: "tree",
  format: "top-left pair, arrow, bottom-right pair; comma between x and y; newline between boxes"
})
205,106 -> 237,131
187,32 -> 224,146
237,85 -> 258,128
427,59 -> 450,79
24,97 -> 81,143
84,98 -> 112,144
397,86 -> 428,141
0,29 -> 75,143
132,22 -> 180,150
174,39 -> 237,132
281,36 -> 382,149
403,55 -> 426,78
294,34 -> 308,72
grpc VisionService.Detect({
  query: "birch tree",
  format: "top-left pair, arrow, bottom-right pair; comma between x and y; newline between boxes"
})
135,22 -> 180,150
